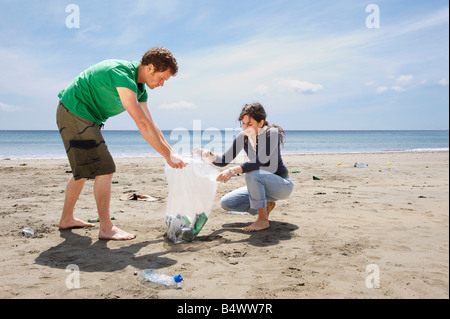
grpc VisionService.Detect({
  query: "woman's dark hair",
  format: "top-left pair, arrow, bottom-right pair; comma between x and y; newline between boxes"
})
141,47 -> 178,75
238,102 -> 285,146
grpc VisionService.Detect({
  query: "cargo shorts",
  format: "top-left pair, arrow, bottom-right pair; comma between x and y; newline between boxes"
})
56,101 -> 115,180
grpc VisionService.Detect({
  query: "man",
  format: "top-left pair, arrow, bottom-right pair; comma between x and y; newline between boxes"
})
56,47 -> 186,240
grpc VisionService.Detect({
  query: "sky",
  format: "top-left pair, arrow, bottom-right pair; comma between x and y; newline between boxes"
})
0,0 -> 448,131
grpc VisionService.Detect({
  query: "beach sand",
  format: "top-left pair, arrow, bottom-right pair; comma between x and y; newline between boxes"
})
0,152 -> 448,299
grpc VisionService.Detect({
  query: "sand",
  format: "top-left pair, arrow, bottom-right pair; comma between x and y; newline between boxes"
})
0,152 -> 448,299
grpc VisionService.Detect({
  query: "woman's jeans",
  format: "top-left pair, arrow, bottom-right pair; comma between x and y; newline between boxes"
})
220,170 -> 294,215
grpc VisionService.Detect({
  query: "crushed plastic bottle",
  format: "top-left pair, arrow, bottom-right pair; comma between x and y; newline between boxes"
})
141,269 -> 183,289
354,163 -> 368,168
164,212 -> 208,243
22,228 -> 34,237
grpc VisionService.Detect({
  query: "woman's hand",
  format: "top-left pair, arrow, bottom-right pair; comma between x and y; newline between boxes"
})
192,147 -> 216,162
216,169 -> 233,183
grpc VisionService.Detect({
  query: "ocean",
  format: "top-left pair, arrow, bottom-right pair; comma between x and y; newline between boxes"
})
0,130 -> 448,160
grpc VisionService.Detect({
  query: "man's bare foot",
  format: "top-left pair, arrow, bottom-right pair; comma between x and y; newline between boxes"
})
267,201 -> 276,216
243,219 -> 270,232
59,217 -> 95,229
99,225 -> 136,240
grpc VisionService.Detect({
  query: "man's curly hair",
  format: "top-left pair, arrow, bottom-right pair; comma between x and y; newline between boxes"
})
141,47 -> 178,76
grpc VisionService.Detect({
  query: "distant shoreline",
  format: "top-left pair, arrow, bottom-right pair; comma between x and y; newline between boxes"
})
2,149 -> 449,161
1,130 -> 448,160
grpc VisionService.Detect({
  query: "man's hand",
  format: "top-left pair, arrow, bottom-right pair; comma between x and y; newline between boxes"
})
166,151 -> 186,169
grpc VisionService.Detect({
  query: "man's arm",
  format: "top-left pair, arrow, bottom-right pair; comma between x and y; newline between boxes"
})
116,87 -> 185,168
139,101 -> 174,152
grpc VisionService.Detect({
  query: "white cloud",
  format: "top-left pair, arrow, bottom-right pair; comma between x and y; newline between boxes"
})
376,86 -> 389,94
255,84 -> 269,95
377,86 -> 407,93
0,102 -> 24,112
396,74 -> 414,85
391,86 -> 406,92
276,78 -> 324,94
158,100 -> 197,110
438,78 -> 449,86
375,74 -> 417,94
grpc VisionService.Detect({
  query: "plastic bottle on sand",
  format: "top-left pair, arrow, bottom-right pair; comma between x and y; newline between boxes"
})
141,269 -> 183,288
22,228 -> 34,237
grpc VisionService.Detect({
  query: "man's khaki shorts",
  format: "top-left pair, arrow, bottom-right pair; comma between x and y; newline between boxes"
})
56,101 -> 115,180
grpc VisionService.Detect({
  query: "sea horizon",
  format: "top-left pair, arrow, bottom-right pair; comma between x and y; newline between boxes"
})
0,129 -> 448,160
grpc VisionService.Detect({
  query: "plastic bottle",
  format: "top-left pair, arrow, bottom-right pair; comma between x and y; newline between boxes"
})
354,163 -> 368,168
22,228 -> 34,237
193,212 -> 208,236
165,214 -> 191,243
141,269 -> 183,288
165,213 -> 208,243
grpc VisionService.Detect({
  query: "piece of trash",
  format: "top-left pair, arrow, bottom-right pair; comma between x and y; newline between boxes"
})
164,212 -> 208,243
313,176 -> 321,180
337,163 -> 342,166
230,211 -> 249,215
112,181 -> 119,184
141,269 -> 183,289
120,194 -> 158,201
292,171 -> 301,174
354,163 -> 368,168
387,162 -> 391,165
65,170 -> 72,173
20,163 -> 27,166
192,212 -> 208,236
87,217 -> 116,223
22,228 -> 34,237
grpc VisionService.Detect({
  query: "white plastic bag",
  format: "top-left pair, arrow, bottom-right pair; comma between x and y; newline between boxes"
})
164,157 -> 219,243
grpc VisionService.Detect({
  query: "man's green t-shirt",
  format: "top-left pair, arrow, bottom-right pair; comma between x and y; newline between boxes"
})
58,59 -> 148,124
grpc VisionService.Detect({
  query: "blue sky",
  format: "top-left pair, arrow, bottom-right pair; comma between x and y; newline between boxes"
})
0,0 -> 448,130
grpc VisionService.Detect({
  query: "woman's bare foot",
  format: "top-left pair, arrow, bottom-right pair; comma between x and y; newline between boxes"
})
99,225 -> 136,240
243,219 -> 270,232
244,205 -> 270,232
59,217 -> 95,229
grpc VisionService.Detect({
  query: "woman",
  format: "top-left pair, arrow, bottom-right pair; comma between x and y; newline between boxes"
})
195,103 -> 294,232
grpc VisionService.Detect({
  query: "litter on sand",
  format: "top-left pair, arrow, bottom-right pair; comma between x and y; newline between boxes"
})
87,217 -> 116,223
230,211 -> 249,215
22,228 -> 34,237
120,193 -> 158,201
